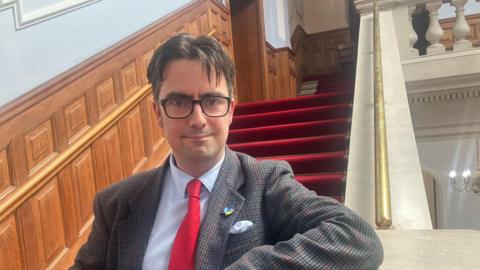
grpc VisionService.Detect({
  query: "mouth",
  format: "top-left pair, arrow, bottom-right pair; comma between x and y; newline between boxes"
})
183,134 -> 212,140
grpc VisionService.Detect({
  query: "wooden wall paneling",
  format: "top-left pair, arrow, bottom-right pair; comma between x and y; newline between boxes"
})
230,0 -> 268,103
274,48 -> 296,99
304,28 -> 351,76
19,178 -> 68,269
23,118 -> 58,177
70,149 -> 96,236
141,95 -> 165,157
199,8 -> 210,35
120,61 -> 142,100
265,42 -> 297,100
93,76 -> 119,121
265,43 -> 277,100
0,145 -> 16,199
58,164 -> 79,247
291,25 -> 307,94
58,149 -> 97,247
187,17 -> 201,36
289,52 -> 296,97
119,106 -> 147,176
10,136 -> 29,187
0,214 -> 25,270
140,49 -> 155,87
92,125 -> 125,191
63,95 -> 92,146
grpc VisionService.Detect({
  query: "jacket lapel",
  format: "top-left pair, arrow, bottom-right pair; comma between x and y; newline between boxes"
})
116,164 -> 168,270
195,149 -> 245,270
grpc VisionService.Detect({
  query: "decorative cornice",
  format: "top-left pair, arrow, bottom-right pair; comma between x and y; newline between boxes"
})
355,0 -> 435,14
0,0 -> 101,30
414,120 -> 480,140
409,86 -> 480,104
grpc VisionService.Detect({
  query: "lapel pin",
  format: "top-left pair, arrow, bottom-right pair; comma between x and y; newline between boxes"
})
223,207 -> 235,216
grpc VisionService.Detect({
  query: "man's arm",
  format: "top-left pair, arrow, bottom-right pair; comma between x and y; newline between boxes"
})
70,194 -> 109,270
226,161 -> 383,269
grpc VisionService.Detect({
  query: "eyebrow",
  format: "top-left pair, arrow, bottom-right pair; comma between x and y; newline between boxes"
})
162,91 -> 227,99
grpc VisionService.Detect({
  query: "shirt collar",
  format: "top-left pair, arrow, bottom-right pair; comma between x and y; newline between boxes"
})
169,153 -> 224,198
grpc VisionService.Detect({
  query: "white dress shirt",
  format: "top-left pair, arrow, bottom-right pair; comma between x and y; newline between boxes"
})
142,154 -> 224,270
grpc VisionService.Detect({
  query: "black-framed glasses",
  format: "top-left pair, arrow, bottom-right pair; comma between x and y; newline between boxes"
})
159,96 -> 231,119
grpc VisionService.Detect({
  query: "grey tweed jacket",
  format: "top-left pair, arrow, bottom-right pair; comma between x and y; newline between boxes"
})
72,148 -> 383,269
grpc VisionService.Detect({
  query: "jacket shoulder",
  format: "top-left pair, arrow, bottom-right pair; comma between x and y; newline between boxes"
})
95,166 -> 163,209
233,151 -> 293,177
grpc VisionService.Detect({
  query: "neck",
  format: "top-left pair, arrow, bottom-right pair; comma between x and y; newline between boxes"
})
173,153 -> 224,178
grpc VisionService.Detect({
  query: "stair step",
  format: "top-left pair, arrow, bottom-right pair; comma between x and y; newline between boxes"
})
296,173 -> 345,196
229,134 -> 349,157
301,81 -> 318,90
231,104 -> 352,130
234,91 -> 352,116
227,118 -> 350,144
259,152 -> 347,174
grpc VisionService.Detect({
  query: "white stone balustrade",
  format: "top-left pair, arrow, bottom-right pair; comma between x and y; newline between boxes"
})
406,0 -> 474,56
426,1 -> 446,54
451,0 -> 473,50
408,5 -> 420,57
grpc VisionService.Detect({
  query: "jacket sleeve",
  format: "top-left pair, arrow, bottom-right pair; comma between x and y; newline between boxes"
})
226,161 -> 384,269
70,193 -> 109,270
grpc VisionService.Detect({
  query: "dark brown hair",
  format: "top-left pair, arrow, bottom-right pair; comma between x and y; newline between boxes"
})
147,34 -> 235,100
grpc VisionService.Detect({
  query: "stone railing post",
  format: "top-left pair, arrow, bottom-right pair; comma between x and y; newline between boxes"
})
451,0 -> 473,50
408,5 -> 419,57
425,1 -> 446,54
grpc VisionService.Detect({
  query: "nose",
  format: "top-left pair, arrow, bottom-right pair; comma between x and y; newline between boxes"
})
188,103 -> 207,128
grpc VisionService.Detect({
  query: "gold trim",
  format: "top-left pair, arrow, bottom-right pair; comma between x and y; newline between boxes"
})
0,84 -> 152,222
373,1 -> 392,229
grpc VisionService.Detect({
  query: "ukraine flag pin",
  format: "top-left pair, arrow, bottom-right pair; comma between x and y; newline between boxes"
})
223,207 -> 234,216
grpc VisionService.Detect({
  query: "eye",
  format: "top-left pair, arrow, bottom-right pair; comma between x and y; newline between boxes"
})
204,97 -> 219,106
166,98 -> 189,107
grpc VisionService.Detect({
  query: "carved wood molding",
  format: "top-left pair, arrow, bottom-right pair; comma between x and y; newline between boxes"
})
0,0 -> 101,30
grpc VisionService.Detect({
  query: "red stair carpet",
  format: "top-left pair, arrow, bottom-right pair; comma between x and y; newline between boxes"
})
228,71 -> 354,202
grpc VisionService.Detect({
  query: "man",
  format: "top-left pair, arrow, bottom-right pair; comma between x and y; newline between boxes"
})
72,34 -> 383,269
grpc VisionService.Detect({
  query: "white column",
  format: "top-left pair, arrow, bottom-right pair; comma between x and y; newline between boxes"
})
451,0 -> 473,51
425,1 -> 446,55
407,5 -> 419,57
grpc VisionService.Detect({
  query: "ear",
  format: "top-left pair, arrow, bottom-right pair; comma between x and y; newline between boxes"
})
152,101 -> 164,128
228,98 -> 235,126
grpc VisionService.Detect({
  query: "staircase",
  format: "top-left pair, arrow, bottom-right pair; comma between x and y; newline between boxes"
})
228,72 -> 355,202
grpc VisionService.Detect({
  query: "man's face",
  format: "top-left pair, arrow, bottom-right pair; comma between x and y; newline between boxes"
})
153,59 -> 234,169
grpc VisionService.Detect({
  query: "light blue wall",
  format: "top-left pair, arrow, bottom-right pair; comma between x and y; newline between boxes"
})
0,0 -> 192,107
262,0 -> 290,49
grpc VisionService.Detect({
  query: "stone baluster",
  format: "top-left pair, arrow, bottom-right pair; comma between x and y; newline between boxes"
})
408,5 -> 419,57
425,1 -> 445,54
451,0 -> 472,50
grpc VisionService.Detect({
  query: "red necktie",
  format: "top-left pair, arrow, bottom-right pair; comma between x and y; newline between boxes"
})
168,179 -> 202,270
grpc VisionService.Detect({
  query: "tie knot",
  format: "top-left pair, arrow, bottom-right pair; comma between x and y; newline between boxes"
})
187,179 -> 202,199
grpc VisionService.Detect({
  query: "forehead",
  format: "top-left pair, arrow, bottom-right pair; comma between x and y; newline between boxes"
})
159,59 -> 227,98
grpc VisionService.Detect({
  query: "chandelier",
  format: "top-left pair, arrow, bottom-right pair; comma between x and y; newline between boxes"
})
448,137 -> 480,195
